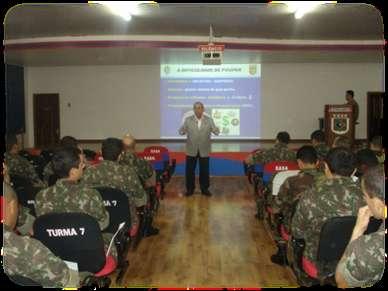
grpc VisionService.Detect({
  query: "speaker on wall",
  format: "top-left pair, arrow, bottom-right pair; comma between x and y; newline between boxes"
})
5,64 -> 25,134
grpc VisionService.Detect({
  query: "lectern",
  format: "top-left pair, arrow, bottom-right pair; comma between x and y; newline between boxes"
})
324,104 -> 355,147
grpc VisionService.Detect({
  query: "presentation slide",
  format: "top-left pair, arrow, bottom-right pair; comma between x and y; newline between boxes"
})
160,64 -> 261,139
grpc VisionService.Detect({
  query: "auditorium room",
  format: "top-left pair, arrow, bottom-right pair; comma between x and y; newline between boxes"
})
2,2 -> 385,288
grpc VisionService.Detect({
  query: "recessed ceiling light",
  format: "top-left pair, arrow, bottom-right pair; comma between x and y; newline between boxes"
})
89,1 -> 156,21
270,1 -> 337,19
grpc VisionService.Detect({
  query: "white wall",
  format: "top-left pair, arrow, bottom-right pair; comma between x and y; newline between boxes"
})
24,65 -> 160,147
261,63 -> 384,139
24,63 -> 384,147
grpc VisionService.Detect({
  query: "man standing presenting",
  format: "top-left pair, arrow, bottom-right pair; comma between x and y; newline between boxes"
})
179,102 -> 220,197
345,90 -> 359,125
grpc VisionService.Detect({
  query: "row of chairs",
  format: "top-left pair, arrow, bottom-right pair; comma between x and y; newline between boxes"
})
18,145 -> 176,216
138,146 -> 176,200
243,157 -> 382,285
9,145 -> 176,286
20,145 -> 176,188
55,145 -> 176,246
9,177 -> 132,285
90,146 -> 176,201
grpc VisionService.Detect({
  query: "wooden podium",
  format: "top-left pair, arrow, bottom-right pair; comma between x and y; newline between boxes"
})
324,104 -> 355,147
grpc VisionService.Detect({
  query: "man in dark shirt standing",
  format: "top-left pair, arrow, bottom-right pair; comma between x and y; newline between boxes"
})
345,90 -> 359,124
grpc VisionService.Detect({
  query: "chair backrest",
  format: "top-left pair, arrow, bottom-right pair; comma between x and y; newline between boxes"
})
364,217 -> 383,235
254,163 -> 264,173
317,216 -> 356,262
138,152 -> 166,171
33,212 -> 106,273
8,275 -> 41,286
27,148 -> 42,156
263,161 -> 299,184
95,187 -> 131,234
143,146 -> 170,162
317,216 -> 383,262
10,175 -> 39,216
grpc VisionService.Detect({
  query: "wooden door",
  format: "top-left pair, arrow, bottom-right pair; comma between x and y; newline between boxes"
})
34,94 -> 60,148
367,92 -> 384,140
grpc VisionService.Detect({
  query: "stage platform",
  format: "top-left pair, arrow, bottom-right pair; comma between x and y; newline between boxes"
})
79,141 -> 306,153
78,141 -> 307,177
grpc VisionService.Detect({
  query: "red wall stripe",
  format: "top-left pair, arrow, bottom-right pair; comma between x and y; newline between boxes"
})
4,40 -> 385,51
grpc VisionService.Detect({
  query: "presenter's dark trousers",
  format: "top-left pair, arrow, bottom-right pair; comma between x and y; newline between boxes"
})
185,152 -> 209,193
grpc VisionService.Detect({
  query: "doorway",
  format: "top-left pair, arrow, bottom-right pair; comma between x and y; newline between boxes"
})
33,94 -> 60,148
367,92 -> 384,141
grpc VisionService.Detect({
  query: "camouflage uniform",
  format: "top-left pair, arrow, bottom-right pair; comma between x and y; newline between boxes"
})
119,151 -> 154,183
3,182 -> 35,235
119,152 -> 158,214
43,162 -> 94,185
291,176 -> 365,278
347,99 -> 359,123
81,160 -> 148,226
336,223 -> 385,287
374,151 -> 385,164
313,143 -> 330,161
16,205 -> 36,236
34,179 -> 117,260
272,168 -> 324,240
252,143 -> 296,164
252,143 -> 296,218
42,161 -> 55,185
352,141 -> 369,153
3,225 -> 79,287
17,205 -> 31,226
4,152 -> 45,188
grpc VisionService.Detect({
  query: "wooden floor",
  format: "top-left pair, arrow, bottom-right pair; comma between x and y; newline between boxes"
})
114,176 -> 298,288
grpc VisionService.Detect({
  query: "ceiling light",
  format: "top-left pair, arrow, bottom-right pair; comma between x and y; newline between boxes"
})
270,1 -> 337,19
89,1 -> 156,21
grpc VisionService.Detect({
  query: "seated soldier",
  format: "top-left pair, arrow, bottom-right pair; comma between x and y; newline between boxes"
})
34,147 -> 117,261
355,148 -> 379,177
3,162 -> 36,236
335,166 -> 385,288
4,134 -> 45,188
352,140 -> 369,153
3,177 -> 80,287
369,135 -> 384,164
245,131 -> 296,165
42,136 -> 80,185
332,136 -> 352,149
270,146 -> 324,266
310,130 -> 330,160
81,138 -> 159,236
120,133 -> 156,188
245,131 -> 296,219
291,147 -> 365,285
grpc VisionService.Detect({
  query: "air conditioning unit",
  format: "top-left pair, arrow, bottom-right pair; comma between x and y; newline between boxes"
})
202,49 -> 223,65
199,26 -> 224,65
199,44 -> 224,65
